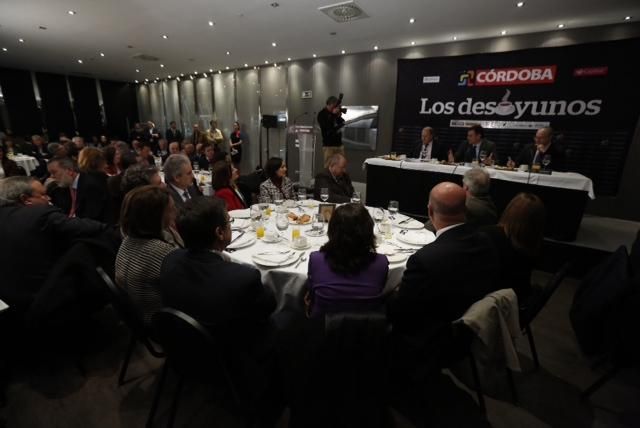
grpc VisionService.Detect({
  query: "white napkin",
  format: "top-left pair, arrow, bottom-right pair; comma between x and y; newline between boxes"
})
399,230 -> 433,246
253,251 -> 292,264
232,219 -> 251,229
229,208 -> 250,218
228,232 -> 251,249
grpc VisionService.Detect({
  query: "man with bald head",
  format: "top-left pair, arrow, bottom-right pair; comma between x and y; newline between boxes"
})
388,182 -> 502,367
313,153 -> 354,203
510,127 -> 567,172
408,127 -> 448,161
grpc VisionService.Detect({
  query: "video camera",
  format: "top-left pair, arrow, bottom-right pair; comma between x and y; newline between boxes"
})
337,93 -> 347,114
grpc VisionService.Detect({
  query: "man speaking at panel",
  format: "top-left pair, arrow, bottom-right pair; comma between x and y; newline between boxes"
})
452,124 -> 496,165
408,127 -> 448,161
509,127 -> 567,172
317,95 -> 346,166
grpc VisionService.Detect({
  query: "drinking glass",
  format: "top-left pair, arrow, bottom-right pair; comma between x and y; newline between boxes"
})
255,220 -> 265,239
193,162 -> 200,173
351,191 -> 361,204
154,157 -> 162,168
479,150 -> 487,164
276,213 -> 289,231
250,205 -> 262,222
373,208 -> 384,223
311,214 -> 325,235
320,187 -> 329,202
291,226 -> 301,241
298,188 -> 307,201
388,200 -> 399,219
542,154 -> 551,169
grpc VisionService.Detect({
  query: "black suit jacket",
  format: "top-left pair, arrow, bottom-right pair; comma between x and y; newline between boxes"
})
165,128 -> 183,143
454,139 -> 497,163
0,204 -> 106,309
313,169 -> 354,203
515,142 -> 567,172
388,224 -> 502,345
408,140 -> 448,161
48,172 -> 110,222
317,109 -> 345,147
160,249 -> 276,344
167,183 -> 202,209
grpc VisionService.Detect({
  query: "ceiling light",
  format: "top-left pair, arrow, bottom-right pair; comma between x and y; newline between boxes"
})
501,30 -> 507,35
272,42 -> 277,47
203,73 -> 207,77
265,60 -> 269,64
135,69 -> 140,73
67,10 -> 76,15
168,75 -> 172,78
1,48 -> 7,52
516,1 -> 524,7
194,70 -> 198,73
160,64 -> 165,68
226,51 -> 230,55
244,63 -> 249,67
557,23 -> 565,28
409,17 -> 415,24
77,59 -> 83,64
225,66 -> 229,70
176,77 -> 180,81
208,21 -> 214,26
162,34 -> 168,39
190,75 -> 194,80
410,41 -> 416,46
100,52 -> 105,57
373,45 -> 379,50
254,66 -> 257,70
209,68 -> 213,72
312,54 -> 317,58
134,80 -> 139,83
144,79 -> 149,82
273,63 -> 277,67
625,16 -> 632,20
453,36 -> 458,41
18,38 -> 24,43
180,73 -> 184,77
218,70 -> 222,74
341,50 -> 346,54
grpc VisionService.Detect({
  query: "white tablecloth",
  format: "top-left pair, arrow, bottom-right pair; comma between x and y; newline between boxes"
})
11,155 -> 39,173
225,202 -> 431,313
364,158 -> 596,199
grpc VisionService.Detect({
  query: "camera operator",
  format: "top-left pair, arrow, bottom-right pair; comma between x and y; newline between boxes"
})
317,95 -> 346,166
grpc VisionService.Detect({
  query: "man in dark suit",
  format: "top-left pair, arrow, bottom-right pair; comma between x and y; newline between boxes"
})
408,127 -> 448,161
313,153 -> 354,203
46,157 -> 110,222
0,176 -> 106,310
18,134 -> 49,178
165,121 -> 183,144
163,154 -> 201,208
510,127 -> 567,172
388,182 -> 502,372
453,124 -> 497,164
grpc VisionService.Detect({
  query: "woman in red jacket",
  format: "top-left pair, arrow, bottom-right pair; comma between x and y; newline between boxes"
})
212,160 -> 247,211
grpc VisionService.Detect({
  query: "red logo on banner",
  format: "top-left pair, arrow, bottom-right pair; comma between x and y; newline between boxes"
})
470,65 -> 557,86
573,67 -> 608,77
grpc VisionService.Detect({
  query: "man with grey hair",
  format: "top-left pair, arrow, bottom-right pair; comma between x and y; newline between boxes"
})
313,153 -> 354,203
72,136 -> 85,150
408,127 -> 448,161
0,176 -> 106,309
425,167 -> 497,231
509,126 -> 567,172
164,154 -> 201,208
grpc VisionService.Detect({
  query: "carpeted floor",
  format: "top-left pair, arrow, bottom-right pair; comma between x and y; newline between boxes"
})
1,271 -> 638,427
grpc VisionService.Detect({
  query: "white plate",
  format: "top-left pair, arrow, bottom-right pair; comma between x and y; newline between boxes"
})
229,209 -> 250,219
395,230 -> 436,247
252,252 -> 299,267
289,241 -> 312,251
386,253 -> 409,264
301,199 -> 319,208
288,215 -> 312,225
305,229 -> 325,237
262,234 -> 282,243
227,233 -> 257,250
394,218 -> 425,230
231,218 -> 251,229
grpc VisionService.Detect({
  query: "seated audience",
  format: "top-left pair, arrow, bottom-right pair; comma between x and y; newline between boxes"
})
157,138 -> 168,158
509,127 -> 567,172
103,146 -> 120,176
115,186 -> 179,325
197,144 -> 216,171
408,127 -> 448,161
212,160 -> 248,211
313,153 -> 354,203
388,182 -> 501,369
164,154 -> 201,208
259,157 -> 294,201
0,176 -> 106,310
306,203 -> 388,317
165,121 -> 183,144
0,144 -> 24,178
165,141 -> 180,164
121,164 -> 163,194
78,146 -> 106,174
47,157 -> 109,222
106,150 -> 138,224
481,193 -> 545,301
138,141 -> 155,166
182,142 -> 197,163
452,124 -> 496,165
72,136 -> 85,151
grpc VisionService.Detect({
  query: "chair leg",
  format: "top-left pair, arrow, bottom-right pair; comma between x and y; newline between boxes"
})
119,335 -> 137,386
524,324 -> 540,371
167,376 -> 184,428
506,369 -> 518,404
146,362 -> 169,428
581,366 -> 619,400
468,353 -> 486,414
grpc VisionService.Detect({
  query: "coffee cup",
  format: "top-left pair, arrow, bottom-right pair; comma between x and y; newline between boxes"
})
518,164 -> 529,172
293,236 -> 308,249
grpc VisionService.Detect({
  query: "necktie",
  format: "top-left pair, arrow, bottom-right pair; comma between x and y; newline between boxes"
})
183,190 -> 191,201
69,188 -> 78,218
475,144 -> 480,160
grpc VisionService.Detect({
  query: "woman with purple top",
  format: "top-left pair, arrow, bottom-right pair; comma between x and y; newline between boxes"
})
305,203 -> 389,317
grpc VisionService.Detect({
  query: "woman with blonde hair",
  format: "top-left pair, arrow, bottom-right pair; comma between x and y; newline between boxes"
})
78,146 -> 106,173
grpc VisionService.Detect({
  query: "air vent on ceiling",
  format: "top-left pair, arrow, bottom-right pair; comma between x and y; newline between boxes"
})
318,0 -> 368,23
132,54 -> 160,62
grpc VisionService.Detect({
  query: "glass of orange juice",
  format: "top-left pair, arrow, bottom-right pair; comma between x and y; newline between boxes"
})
255,221 -> 265,239
291,226 -> 301,241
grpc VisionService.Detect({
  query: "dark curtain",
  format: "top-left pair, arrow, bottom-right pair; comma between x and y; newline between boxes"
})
0,68 -> 40,137
36,72 -> 75,141
101,80 -> 138,140
68,76 -> 101,139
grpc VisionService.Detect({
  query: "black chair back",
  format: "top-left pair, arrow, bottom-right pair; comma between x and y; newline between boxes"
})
521,262 -> 571,326
96,266 -> 146,339
630,230 -> 640,278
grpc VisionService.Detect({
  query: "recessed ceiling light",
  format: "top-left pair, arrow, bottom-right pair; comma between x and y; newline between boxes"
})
287,57 -> 291,61
273,63 -> 277,67
501,30 -> 507,35
625,16 -> 632,20
134,80 -> 139,83
160,64 -> 165,68
180,73 -> 184,77
226,51 -> 230,55
67,10 -> 76,15
144,79 -> 149,82
265,60 -> 269,64
410,41 -> 416,46
100,52 -> 105,57
225,66 -> 229,70
203,73 -> 207,77
557,23 -> 565,28
135,69 -> 140,73
312,54 -> 317,58
209,68 -> 213,72
373,45 -> 379,50
218,70 -> 222,74
18,38 -> 24,43
162,34 -> 168,39
341,50 -> 346,54
1,48 -> 7,52
208,21 -> 214,26
272,42 -> 277,47
409,17 -> 415,24
254,66 -> 257,70
453,36 -> 458,41
168,75 -> 172,78
77,59 -> 83,64
190,75 -> 194,80
516,1 -> 524,7
244,63 -> 249,67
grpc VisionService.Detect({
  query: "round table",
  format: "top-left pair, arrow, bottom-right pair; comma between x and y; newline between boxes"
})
225,201 -> 435,314
10,155 -> 39,173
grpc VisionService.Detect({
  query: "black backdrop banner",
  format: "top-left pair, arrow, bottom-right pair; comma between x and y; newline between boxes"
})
392,38 -> 640,196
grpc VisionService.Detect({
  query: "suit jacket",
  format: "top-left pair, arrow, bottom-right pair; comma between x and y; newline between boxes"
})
515,142 -> 567,172
214,187 -> 247,211
167,183 -> 202,209
48,172 -> 110,222
165,128 -> 183,143
160,249 -> 276,345
0,204 -> 106,309
454,139 -> 497,163
317,109 -> 345,147
408,140 -> 448,161
465,194 -> 498,228
313,169 -> 354,203
387,224 -> 502,346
